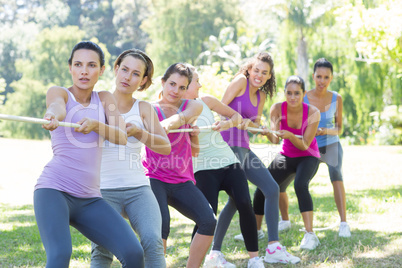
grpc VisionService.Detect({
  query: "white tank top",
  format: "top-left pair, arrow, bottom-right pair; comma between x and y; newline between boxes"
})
100,100 -> 149,189
193,98 -> 239,173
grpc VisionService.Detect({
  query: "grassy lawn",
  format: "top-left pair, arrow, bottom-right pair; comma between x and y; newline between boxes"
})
0,138 -> 401,267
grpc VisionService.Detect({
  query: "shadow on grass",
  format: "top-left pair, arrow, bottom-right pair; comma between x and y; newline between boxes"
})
288,185 -> 402,215
0,204 -> 91,267
1,183 -> 401,267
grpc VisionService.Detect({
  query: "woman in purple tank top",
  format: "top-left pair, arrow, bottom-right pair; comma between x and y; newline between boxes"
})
215,53 -> 301,265
34,41 -> 144,268
254,76 -> 321,250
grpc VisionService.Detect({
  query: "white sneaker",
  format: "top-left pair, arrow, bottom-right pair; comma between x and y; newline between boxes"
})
247,257 -> 264,268
339,222 -> 351,237
278,220 -> 291,232
234,229 -> 264,242
300,232 -> 320,250
264,244 -> 301,264
203,250 -> 236,268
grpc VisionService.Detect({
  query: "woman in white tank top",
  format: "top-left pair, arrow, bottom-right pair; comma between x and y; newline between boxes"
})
90,49 -> 170,268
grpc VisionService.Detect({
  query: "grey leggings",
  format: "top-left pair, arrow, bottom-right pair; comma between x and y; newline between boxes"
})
34,188 -> 144,268
213,146 -> 280,250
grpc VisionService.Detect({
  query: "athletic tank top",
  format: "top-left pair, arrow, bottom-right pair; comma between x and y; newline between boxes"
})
304,91 -> 340,147
142,100 -> 195,184
279,102 -> 320,158
100,100 -> 149,189
220,79 -> 260,149
35,88 -> 106,198
193,98 -> 239,173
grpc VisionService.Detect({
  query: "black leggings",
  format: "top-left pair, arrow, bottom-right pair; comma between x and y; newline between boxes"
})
150,179 -> 216,240
254,155 -> 319,214
194,163 -> 258,252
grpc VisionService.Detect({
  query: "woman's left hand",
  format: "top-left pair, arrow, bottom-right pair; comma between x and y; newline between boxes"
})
276,130 -> 293,140
190,125 -> 200,136
74,117 -> 97,134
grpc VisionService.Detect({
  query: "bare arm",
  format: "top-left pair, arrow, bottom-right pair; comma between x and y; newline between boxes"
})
201,95 -> 242,132
127,101 -> 171,155
42,86 -> 68,131
317,94 -> 343,136
189,125 -> 200,157
162,99 -> 203,132
221,75 -> 246,105
87,91 -> 127,145
263,102 -> 281,144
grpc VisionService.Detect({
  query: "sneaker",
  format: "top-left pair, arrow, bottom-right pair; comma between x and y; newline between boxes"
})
278,220 -> 291,232
300,232 -> 320,250
339,222 -> 351,237
264,244 -> 301,264
234,229 -> 265,242
203,251 -> 236,268
247,257 -> 264,268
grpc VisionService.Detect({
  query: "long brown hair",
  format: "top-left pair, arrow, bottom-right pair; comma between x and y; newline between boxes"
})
237,52 -> 276,99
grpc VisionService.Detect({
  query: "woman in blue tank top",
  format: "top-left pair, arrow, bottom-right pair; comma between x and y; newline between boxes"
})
278,58 -> 351,238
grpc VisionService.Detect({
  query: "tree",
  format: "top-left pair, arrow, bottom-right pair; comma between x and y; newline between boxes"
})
0,78 -> 48,139
264,0 -> 336,89
142,0 -> 241,74
198,27 -> 275,74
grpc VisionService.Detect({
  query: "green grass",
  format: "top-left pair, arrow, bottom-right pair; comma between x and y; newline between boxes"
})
0,142 -> 401,267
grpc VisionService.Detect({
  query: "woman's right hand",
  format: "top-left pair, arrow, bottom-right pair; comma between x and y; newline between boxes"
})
42,112 -> 59,131
126,122 -> 141,137
236,118 -> 252,130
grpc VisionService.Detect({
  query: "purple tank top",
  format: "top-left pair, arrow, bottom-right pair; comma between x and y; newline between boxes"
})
35,88 -> 106,198
142,100 -> 196,184
279,102 -> 320,158
220,79 -> 260,149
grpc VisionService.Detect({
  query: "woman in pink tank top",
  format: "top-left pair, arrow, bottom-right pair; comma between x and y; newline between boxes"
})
255,75 -> 322,250
142,63 -> 216,268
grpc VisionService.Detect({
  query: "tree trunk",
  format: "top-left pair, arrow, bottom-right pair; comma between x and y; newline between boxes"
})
297,36 -> 309,89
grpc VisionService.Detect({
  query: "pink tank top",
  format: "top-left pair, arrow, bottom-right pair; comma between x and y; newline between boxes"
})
279,102 -> 320,158
35,88 -> 106,198
220,79 -> 260,149
142,100 -> 195,184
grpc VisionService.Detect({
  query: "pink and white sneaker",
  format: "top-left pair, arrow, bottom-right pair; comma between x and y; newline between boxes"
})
264,244 -> 301,264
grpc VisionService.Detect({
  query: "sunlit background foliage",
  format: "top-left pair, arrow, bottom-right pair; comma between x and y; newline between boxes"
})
0,0 -> 400,144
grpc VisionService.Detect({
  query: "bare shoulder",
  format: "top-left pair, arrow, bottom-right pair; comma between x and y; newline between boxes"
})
98,90 -> 114,101
46,86 -> 68,101
138,100 -> 155,114
271,102 -> 282,110
259,90 -> 267,99
336,92 -> 343,102
228,74 -> 247,91
47,86 -> 68,95
308,103 -> 320,121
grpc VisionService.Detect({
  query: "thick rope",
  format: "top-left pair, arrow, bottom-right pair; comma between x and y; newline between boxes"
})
0,114 -> 80,128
